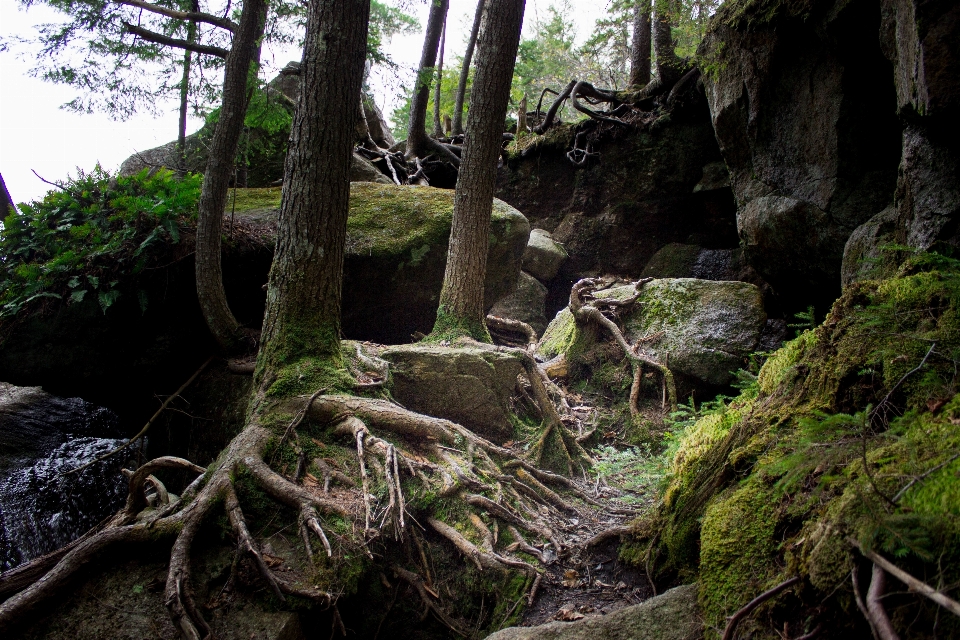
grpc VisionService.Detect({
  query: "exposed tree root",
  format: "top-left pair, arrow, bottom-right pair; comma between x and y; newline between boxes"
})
720,576 -> 801,640
569,277 -> 678,413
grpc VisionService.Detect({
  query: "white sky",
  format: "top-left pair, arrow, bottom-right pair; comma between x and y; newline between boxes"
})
0,1 -> 607,203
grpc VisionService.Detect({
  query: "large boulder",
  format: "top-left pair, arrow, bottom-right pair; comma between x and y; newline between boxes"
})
841,205 -> 899,286
379,344 -> 523,442
485,584 -> 701,640
523,229 -> 568,282
490,272 -> 549,335
699,0 -> 903,309
539,279 -> 766,388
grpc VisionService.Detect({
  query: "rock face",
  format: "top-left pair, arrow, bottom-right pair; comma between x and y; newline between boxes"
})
490,272 -> 549,335
485,584 -> 701,640
699,0 -> 903,308
523,229 -> 568,282
539,279 -> 766,387
380,345 -> 523,442
496,90 -> 739,311
641,243 -> 769,292
881,0 -> 960,253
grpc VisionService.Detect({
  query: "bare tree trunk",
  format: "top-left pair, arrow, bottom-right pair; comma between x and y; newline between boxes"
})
652,0 -> 682,87
451,0 -> 485,136
176,0 -> 199,173
433,0 -> 525,341
406,0 -> 449,158
195,0 -> 267,354
629,0 -> 651,87
256,0 -> 369,378
433,17 -> 446,138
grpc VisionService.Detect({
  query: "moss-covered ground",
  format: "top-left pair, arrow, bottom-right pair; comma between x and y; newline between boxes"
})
629,251 -> 960,638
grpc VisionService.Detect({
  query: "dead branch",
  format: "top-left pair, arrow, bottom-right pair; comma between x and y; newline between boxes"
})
720,576 -> 801,640
67,356 -> 214,475
848,537 -> 960,618
115,0 -> 238,32
866,564 -> 901,640
852,568 -> 881,640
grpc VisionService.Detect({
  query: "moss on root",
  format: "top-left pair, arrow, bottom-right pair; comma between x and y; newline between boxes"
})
632,252 -> 960,637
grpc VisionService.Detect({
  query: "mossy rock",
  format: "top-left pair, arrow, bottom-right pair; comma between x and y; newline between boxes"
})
640,252 -> 960,637
230,183 -> 531,344
538,278 -> 766,387
380,344 -> 524,443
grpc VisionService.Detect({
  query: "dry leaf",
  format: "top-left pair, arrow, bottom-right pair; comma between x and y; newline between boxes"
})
262,553 -> 284,568
562,569 -> 580,588
554,608 -> 585,622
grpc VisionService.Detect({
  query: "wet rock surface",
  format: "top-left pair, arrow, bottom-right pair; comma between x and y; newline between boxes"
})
0,383 -> 127,571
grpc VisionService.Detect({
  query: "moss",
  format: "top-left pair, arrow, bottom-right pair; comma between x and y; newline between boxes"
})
225,186 -> 282,212
425,305 -> 492,343
633,252 -> 960,637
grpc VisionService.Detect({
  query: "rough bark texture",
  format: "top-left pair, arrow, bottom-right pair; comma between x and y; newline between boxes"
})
406,0 -> 450,159
629,0 -> 651,87
257,0 -> 370,374
433,18 -> 446,137
452,0 -> 486,136
434,0 -> 525,340
653,0 -> 682,87
194,0 -> 267,354
176,1 -> 199,172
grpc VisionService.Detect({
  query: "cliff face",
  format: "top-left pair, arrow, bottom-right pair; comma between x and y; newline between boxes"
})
698,0 -> 903,310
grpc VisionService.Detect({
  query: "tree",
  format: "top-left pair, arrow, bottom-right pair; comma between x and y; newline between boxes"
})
432,0 -> 525,341
195,0 -> 268,355
432,17 -> 446,137
405,0 -> 459,163
629,0 -> 651,87
652,0 -> 683,88
175,0 -> 200,171
451,0 -> 485,136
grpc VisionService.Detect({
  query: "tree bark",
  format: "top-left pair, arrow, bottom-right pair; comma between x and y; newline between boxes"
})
451,0 -> 485,136
194,0 -> 267,354
629,0 -> 651,87
406,0 -> 449,159
176,1 -> 199,174
256,0 -> 369,378
432,17 -> 446,138
433,0 -> 525,341
652,0 -> 682,87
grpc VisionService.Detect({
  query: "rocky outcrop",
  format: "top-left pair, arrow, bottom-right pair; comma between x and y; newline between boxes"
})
699,0 -> 903,309
881,0 -> 960,253
841,205 -> 899,285
0,185 -> 529,415
523,229 -> 568,282
485,584 -> 701,640
490,272 -> 549,335
539,279 -> 766,388
641,243 -> 770,297
380,344 -> 523,442
496,91 -> 739,312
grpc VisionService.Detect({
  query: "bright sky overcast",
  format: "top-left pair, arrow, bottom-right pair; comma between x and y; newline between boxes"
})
0,1 -> 607,204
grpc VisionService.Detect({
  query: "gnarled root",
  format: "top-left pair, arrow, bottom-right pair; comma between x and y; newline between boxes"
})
569,277 -> 678,413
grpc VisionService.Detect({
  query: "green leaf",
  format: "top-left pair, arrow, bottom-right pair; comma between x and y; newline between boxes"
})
68,275 -> 81,288
70,289 -> 88,303
87,275 -> 100,288
98,289 -> 120,314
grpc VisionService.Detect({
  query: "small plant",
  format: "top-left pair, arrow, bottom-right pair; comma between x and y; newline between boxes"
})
0,165 -> 200,319
788,305 -> 816,336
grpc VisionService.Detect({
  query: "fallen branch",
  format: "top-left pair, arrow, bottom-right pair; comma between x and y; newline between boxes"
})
866,564 -> 900,640
720,576 -> 800,640
848,536 -> 960,618
67,356 -> 214,475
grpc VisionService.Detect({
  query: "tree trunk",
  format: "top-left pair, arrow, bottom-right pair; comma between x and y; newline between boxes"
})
629,0 -> 651,87
432,17 -> 446,138
652,0 -> 682,87
433,0 -> 525,341
176,0 -> 199,173
194,0 -> 267,355
406,0 -> 449,159
256,0 -> 369,380
451,0 -> 485,136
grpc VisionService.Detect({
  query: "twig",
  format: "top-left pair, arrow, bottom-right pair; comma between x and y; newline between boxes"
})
891,452 -> 960,503
720,576 -> 801,640
848,537 -> 960,618
66,356 -> 214,475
